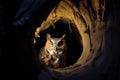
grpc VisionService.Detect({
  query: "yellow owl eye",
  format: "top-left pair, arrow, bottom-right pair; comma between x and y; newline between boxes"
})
50,41 -> 53,46
48,39 -> 53,45
51,42 -> 53,46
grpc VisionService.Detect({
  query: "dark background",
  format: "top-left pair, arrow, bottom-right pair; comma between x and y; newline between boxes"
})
0,0 -> 59,79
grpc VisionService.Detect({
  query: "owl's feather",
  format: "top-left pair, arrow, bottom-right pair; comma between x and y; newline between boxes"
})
38,33 -> 67,68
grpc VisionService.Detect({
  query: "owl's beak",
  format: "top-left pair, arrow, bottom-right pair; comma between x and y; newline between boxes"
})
54,46 -> 58,51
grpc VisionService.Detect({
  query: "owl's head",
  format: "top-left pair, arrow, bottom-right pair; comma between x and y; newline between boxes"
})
45,33 -> 66,58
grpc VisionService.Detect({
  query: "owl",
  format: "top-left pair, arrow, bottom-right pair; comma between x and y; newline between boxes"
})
38,33 -> 67,68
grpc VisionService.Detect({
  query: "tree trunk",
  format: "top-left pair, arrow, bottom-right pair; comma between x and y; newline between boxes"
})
1,0 -> 120,80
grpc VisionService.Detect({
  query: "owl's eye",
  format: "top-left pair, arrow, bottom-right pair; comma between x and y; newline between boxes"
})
58,41 -> 63,46
50,42 -> 53,46
49,39 -> 53,45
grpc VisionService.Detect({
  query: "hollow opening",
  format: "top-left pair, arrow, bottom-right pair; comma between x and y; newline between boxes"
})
34,20 -> 83,68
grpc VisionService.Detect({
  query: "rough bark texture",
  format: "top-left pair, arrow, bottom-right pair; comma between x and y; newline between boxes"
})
0,0 -> 120,80
34,0 -> 120,80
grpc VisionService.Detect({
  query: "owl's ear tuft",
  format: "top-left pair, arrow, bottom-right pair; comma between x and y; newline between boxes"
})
61,34 -> 66,40
46,33 -> 51,40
